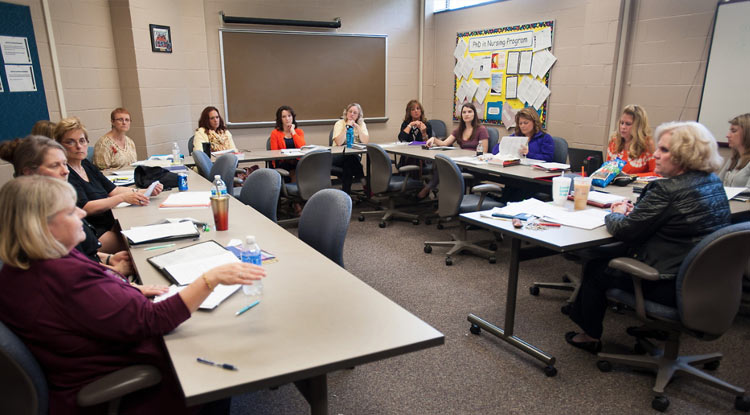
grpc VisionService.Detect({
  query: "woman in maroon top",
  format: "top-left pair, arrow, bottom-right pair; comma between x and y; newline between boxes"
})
417,103 -> 488,199
0,176 -> 265,414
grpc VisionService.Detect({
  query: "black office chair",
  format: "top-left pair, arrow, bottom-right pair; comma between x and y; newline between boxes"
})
298,188 -> 352,268
428,119 -> 447,139
424,154 -> 503,265
358,144 -> 423,228
279,150 -> 332,227
328,129 -> 345,185
239,168 -> 282,222
487,127 -> 500,154
0,320 -> 161,415
551,136 -> 569,164
187,135 -> 194,155
596,222 -> 750,412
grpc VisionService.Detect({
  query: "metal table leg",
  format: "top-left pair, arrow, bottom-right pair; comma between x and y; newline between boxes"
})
295,373 -> 328,415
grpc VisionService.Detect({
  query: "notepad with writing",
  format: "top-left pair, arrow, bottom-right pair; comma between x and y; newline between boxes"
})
153,284 -> 240,310
121,221 -> 200,245
148,240 -> 240,285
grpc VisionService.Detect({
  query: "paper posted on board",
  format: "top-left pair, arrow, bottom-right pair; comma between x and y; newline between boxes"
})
5,65 -> 36,92
0,36 -> 32,64
533,28 -> 552,52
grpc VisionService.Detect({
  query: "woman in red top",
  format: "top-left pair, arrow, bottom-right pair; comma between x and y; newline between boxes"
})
269,105 -> 306,182
606,105 -> 655,175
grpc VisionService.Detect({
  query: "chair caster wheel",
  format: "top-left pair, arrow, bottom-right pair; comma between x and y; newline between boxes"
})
412,219 -> 420,225
735,395 -> 750,411
445,257 -> 453,266
596,360 -> 612,372
560,304 -> 571,315
529,286 -> 540,296
425,219 -> 432,225
633,342 -> 647,355
379,221 -> 386,228
489,242 -> 498,251
703,360 -> 720,371
424,245 -> 432,254
543,365 -> 557,377
358,215 -> 365,221
652,395 -> 669,412
562,275 -> 571,283
469,324 -> 481,335
437,223 -> 444,230
488,256 -> 496,264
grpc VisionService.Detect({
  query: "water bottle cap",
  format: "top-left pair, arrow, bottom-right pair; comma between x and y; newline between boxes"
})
214,175 -> 221,179
246,235 -> 256,244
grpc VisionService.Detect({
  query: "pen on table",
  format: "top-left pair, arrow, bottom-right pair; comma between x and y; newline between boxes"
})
235,300 -> 260,316
536,222 -> 561,227
196,357 -> 238,371
143,243 -> 176,251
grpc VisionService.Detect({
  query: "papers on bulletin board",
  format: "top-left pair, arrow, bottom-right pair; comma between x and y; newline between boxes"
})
460,55 -> 474,79
533,28 -> 552,52
531,49 -> 557,79
532,84 -> 551,110
0,36 -> 32,64
454,38 -> 468,60
475,80 -> 491,104
518,50 -> 533,74
505,76 -> 518,99
490,73 -> 503,95
473,55 -> 492,78
502,102 -> 517,128
5,64 -> 36,92
491,52 -> 505,70
506,51 -> 519,74
487,102 -> 502,121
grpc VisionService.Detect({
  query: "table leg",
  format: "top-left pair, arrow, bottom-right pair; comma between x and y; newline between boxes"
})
468,237 -> 557,376
294,374 -> 328,415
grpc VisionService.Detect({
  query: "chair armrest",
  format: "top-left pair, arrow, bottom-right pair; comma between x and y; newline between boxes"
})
398,165 -> 420,174
275,168 -> 290,177
77,365 -> 161,407
471,183 -> 503,194
462,172 -> 474,181
234,168 -> 244,175
608,257 -> 659,281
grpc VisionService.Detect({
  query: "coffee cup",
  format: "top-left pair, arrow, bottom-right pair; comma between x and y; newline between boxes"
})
573,177 -> 592,210
552,176 -> 571,206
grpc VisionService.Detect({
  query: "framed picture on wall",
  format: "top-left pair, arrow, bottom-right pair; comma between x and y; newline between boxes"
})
149,24 -> 172,53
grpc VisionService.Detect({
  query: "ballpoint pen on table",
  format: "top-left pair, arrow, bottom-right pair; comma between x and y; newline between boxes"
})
196,357 -> 238,371
143,243 -> 176,251
235,300 -> 260,316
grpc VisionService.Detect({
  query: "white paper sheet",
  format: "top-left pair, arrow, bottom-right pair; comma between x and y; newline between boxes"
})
159,191 -> 211,208
0,36 -> 31,64
475,80 -> 491,104
517,76 -> 533,104
586,191 -> 627,205
5,65 -> 36,92
460,55 -> 474,79
502,101 -> 517,128
490,73 -> 503,95
531,49 -> 557,79
473,55 -> 492,78
153,284 -> 242,310
121,221 -> 199,244
454,59 -> 463,79
465,80 -> 479,101
506,51 -> 519,74
163,250 -> 240,285
454,38 -> 468,60
505,76 -> 518,99
532,83 -> 551,110
518,50 -> 533,74
533,28 -> 552,52
486,199 -> 609,230
496,136 -> 528,158
725,186 -> 749,200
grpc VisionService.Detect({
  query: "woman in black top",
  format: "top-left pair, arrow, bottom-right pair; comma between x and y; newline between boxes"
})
398,100 -> 432,142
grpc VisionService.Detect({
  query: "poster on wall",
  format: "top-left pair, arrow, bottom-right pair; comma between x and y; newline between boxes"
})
454,21 -> 555,128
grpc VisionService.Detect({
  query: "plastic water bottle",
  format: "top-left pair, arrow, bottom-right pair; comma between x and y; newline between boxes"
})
211,175 -> 227,197
241,236 -> 263,297
171,142 -> 181,165
346,125 -> 354,148
476,142 -> 484,157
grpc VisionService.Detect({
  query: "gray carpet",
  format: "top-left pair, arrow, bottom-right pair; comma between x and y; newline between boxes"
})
230,201 -> 750,414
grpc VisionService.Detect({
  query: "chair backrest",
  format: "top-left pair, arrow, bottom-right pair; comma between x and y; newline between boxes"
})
487,127 -> 499,153
209,153 -> 239,195
551,136 -> 569,164
428,119 -> 447,139
328,129 -> 335,146
239,168 -> 282,222
677,222 -> 750,335
0,320 -> 48,415
187,135 -> 194,155
434,154 -> 465,218
86,147 -> 94,162
193,150 -> 213,180
298,189 -> 352,268
265,137 -> 271,150
296,150 -> 332,200
365,144 -> 394,194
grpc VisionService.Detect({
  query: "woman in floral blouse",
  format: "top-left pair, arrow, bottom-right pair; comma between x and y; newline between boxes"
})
93,107 -> 138,169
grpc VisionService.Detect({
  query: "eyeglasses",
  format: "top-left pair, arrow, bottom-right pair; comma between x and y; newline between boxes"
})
114,118 -> 131,123
61,138 -> 89,147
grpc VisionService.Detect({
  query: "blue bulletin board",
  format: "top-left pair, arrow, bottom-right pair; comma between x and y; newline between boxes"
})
0,2 -> 49,142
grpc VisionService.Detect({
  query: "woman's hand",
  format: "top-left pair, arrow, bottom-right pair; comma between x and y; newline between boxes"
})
136,284 -> 169,297
610,200 -> 634,215
147,183 -> 164,197
109,251 -> 133,276
120,189 -> 150,206
418,121 -> 427,133
425,137 -> 436,148
205,262 -> 266,288
520,145 -> 529,157
346,119 -> 355,128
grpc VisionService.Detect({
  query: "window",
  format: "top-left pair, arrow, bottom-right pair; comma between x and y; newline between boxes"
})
433,0 -> 504,13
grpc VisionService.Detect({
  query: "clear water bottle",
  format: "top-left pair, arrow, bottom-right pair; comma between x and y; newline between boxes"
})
346,125 -> 354,148
241,235 -> 263,297
211,175 -> 227,197
171,142 -> 181,165
476,142 -> 484,157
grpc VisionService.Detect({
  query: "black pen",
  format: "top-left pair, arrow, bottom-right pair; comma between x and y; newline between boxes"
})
196,357 -> 238,371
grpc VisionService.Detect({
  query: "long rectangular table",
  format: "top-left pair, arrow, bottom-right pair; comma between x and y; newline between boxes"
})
182,146 -> 366,167
112,169 -> 444,413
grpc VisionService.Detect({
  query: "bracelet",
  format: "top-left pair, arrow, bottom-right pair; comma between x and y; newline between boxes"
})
201,274 -> 214,291
105,254 -> 112,265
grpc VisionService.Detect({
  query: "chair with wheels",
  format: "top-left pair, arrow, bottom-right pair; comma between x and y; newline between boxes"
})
278,150 -> 332,227
424,154 -> 504,266
239,168 -> 282,223
265,137 -> 291,178
551,136 -> 569,164
487,127 -> 500,154
0,320 -> 161,415
298,188 -> 352,268
209,153 -> 243,197
428,119 -> 447,139
358,144 -> 423,228
596,222 -> 750,412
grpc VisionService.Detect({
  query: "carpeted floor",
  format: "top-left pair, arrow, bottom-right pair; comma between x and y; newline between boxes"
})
230,200 -> 750,414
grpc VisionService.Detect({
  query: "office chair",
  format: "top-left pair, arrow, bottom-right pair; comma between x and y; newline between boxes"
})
264,137 -> 291,177
239,168 -> 282,222
424,154 -> 503,265
487,127 -> 499,154
298,188 -> 352,268
0,320 -> 161,415
328,129 -> 345,184
279,150 -> 332,227
741,258 -> 750,316
86,147 -> 94,163
187,135 -> 194,155
551,136 -> 569,164
596,222 -> 750,412
428,119 -> 447,139
358,144 -> 422,228
192,150 -> 212,180
209,153 -> 242,197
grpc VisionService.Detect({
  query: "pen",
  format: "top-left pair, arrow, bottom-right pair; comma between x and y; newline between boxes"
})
536,222 -> 561,227
196,357 -> 238,371
491,213 -> 527,220
143,243 -> 176,251
235,300 -> 260,316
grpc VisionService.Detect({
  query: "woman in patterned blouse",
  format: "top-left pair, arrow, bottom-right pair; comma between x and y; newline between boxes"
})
606,105 -> 655,175
93,108 -> 138,170
193,106 -> 237,154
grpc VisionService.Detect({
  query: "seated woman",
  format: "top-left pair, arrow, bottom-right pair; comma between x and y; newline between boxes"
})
398,99 -> 433,142
0,135 -> 166,297
0,175 -> 265,413
565,121 -> 730,354
93,107 -> 138,169
492,107 -> 554,161
54,117 -> 163,253
30,119 -> 56,138
193,106 -> 237,154
269,105 -> 306,182
718,113 -> 750,188
331,103 -> 370,194
606,105 -> 655,175
418,103 -> 488,199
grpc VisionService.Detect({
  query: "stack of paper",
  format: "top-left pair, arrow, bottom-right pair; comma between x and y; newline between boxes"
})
533,162 -> 570,172
153,284 -> 241,310
159,191 -> 211,208
106,169 -> 135,186
485,198 -> 610,230
121,221 -> 199,245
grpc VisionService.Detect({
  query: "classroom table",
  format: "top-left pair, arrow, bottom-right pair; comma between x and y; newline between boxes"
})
181,145 -> 366,167
112,169 -> 444,414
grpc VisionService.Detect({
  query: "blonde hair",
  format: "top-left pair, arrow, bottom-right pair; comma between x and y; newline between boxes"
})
53,116 -> 89,144
0,176 -> 76,269
728,113 -> 750,171
615,105 -> 653,158
654,121 -> 723,174
342,103 -> 364,124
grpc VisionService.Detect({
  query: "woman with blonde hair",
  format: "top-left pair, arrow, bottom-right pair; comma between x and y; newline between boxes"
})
331,103 -> 369,194
718,113 -> 750,188
0,175 -> 265,413
607,105 -> 655,174
30,119 -> 56,138
93,107 -> 138,169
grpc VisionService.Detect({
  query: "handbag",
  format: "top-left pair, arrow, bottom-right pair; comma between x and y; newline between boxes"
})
134,166 -> 179,190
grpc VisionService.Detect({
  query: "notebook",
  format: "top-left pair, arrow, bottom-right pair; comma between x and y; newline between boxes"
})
147,240 -> 240,285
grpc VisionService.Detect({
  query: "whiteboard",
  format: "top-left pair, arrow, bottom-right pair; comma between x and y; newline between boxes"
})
698,0 -> 750,143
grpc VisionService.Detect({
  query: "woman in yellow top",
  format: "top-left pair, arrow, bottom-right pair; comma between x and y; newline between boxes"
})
606,105 -> 655,175
93,107 -> 138,169
193,106 -> 237,154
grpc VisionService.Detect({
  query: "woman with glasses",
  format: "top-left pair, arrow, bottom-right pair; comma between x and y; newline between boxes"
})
193,106 -> 237,154
93,107 -> 138,169
55,117 -> 162,253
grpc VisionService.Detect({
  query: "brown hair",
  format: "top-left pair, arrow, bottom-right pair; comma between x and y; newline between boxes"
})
728,113 -> 750,171
198,106 -> 227,133
53,117 -> 89,144
403,100 -> 426,123
614,104 -> 653,158
0,135 -> 66,177
513,107 -> 544,138
457,103 -> 480,144
31,120 -> 56,138
274,105 -> 297,131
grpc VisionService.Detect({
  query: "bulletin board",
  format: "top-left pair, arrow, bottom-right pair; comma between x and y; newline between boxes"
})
0,2 -> 48,142
453,21 -> 554,128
